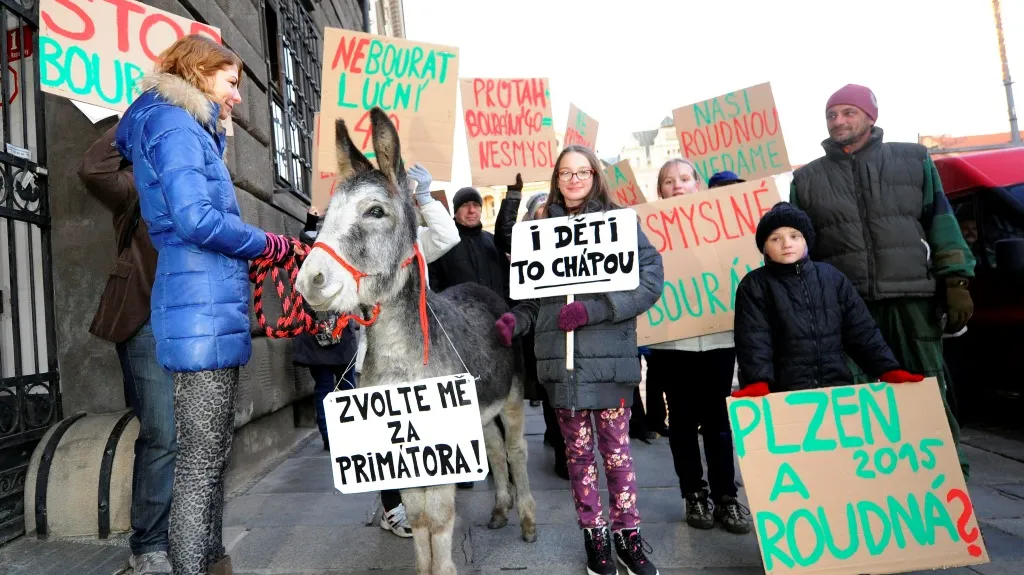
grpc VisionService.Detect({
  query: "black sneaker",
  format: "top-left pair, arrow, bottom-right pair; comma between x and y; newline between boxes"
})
613,528 -> 658,575
582,526 -> 615,575
456,482 -> 473,489
684,492 -> 714,530
714,495 -> 752,534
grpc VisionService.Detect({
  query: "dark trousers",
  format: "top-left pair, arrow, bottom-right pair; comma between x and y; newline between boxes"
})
650,348 -> 739,501
308,365 -> 356,443
537,384 -> 565,456
116,321 -> 176,556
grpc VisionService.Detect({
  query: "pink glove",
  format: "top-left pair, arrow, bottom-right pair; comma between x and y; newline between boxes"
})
262,232 -> 291,264
495,313 -> 516,347
558,301 -> 589,332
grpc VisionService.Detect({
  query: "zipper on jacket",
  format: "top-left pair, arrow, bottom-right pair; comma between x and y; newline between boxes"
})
851,153 -> 877,300
796,264 -> 823,387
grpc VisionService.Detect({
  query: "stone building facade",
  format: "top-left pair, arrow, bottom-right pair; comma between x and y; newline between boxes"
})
0,0 -> 366,543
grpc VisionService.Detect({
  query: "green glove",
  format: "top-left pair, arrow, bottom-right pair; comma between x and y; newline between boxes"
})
945,277 -> 973,333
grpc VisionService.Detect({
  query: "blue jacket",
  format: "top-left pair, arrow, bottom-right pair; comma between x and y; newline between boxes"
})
115,73 -> 267,372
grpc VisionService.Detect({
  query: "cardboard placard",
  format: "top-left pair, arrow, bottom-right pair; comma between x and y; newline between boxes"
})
39,0 -> 222,112
672,82 -> 791,184
318,29 -> 458,181
430,190 -> 449,213
605,160 -> 645,206
460,77 -> 557,187
635,179 -> 780,344
509,209 -> 639,300
728,380 -> 989,574
312,113 -> 340,210
323,374 -> 489,494
563,102 -> 598,150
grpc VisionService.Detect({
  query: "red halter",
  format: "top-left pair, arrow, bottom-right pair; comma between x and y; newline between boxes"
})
311,241 -> 430,365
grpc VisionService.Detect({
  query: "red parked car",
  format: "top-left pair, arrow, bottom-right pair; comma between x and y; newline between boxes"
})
936,147 -> 1024,424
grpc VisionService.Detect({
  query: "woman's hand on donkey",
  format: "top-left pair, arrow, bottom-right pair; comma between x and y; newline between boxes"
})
496,313 -> 517,347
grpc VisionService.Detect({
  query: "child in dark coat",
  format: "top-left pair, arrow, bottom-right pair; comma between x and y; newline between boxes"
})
732,203 -> 922,397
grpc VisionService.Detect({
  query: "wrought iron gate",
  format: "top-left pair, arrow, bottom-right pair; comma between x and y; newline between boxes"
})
0,0 -> 59,546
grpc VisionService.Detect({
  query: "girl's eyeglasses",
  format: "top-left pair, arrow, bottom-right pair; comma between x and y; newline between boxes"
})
557,169 -> 594,182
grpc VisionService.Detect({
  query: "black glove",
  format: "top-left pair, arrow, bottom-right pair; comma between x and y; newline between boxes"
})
508,173 -> 523,194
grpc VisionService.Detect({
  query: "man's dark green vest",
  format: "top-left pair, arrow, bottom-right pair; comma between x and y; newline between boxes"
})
792,127 -> 935,300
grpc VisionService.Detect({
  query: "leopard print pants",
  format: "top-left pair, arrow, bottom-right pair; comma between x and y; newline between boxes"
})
169,368 -> 238,575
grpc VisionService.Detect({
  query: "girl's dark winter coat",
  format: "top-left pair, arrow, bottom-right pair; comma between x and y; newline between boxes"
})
511,201 -> 664,410
734,256 -> 899,393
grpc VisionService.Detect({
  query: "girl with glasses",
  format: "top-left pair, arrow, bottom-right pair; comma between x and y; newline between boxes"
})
496,145 -> 664,575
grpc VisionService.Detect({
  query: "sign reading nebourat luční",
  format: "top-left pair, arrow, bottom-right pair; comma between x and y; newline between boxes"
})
508,209 -> 639,300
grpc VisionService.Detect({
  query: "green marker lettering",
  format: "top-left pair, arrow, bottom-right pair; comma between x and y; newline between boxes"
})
65,46 -> 92,96
337,73 -> 358,108
702,272 -> 726,314
756,511 -> 794,571
764,399 -> 800,455
857,501 -> 892,556
923,490 -> 959,544
887,493 -> 928,549
831,386 -> 864,448
613,166 -> 627,185
94,57 -> 125,105
859,384 -> 902,444
728,398 -> 761,458
39,36 -> 65,89
787,509 -> 825,567
769,462 -> 810,502
786,391 -> 837,452
819,504 -> 860,560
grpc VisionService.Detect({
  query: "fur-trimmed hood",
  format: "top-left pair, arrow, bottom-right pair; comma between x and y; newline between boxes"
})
115,72 -> 227,163
138,73 -> 217,126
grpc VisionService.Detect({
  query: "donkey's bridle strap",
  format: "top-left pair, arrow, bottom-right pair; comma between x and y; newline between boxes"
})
310,241 -> 430,365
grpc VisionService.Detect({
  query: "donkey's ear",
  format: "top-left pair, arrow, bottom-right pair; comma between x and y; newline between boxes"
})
369,108 -> 406,195
334,118 -> 373,182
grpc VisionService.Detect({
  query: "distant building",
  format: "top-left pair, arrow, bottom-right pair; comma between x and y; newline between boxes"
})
617,117 -> 681,200
919,132 -> 1013,158
372,0 -> 406,37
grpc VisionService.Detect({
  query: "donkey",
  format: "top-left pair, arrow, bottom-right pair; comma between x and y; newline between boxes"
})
294,108 -> 537,575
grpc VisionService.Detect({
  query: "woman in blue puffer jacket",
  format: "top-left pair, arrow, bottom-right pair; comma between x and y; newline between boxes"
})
115,35 -> 290,575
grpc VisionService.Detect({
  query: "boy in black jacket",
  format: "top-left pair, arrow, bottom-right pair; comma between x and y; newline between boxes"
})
732,203 -> 922,397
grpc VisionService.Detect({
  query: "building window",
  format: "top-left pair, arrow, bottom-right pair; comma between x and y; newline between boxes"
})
265,0 -> 322,201
484,195 -> 496,219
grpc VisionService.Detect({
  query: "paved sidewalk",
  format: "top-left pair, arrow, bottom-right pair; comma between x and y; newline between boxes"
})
3,406 -> 1024,574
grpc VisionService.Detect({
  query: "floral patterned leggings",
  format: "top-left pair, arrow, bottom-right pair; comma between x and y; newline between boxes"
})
556,408 -> 641,530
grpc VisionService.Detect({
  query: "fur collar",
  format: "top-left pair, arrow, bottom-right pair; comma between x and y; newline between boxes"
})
139,73 -> 216,127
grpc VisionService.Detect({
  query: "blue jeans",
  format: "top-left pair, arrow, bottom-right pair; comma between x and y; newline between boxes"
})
309,365 -> 356,442
116,320 -> 176,555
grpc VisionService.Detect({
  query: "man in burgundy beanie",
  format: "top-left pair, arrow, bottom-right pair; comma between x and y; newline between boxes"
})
789,83 -> 977,478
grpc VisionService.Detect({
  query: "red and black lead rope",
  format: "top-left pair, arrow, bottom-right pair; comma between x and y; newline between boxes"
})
249,238 -> 325,339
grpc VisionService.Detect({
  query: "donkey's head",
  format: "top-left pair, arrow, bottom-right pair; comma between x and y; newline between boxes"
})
296,108 -> 418,314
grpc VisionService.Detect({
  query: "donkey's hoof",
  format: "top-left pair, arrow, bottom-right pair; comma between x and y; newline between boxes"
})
521,517 -> 537,542
487,513 -> 509,529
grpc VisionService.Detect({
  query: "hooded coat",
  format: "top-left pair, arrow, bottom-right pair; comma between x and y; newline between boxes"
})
115,73 -> 267,373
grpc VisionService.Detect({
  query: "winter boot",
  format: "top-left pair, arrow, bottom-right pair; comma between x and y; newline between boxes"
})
582,526 -> 615,575
714,495 -> 752,534
207,555 -> 232,575
684,491 -> 714,530
613,528 -> 658,575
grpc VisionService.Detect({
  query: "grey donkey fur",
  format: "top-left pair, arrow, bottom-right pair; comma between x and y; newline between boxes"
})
294,108 -> 537,575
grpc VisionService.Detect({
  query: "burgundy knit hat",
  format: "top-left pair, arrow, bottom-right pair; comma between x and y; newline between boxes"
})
826,84 -> 878,121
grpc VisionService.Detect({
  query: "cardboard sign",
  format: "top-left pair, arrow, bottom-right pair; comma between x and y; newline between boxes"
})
728,380 -> 989,574
636,179 -> 780,344
672,82 -> 791,184
318,29 -> 458,182
605,160 -> 645,206
429,190 -> 449,213
312,113 -> 340,210
323,374 -> 489,493
563,102 -> 598,150
39,0 -> 222,112
509,209 -> 639,300
461,77 -> 557,187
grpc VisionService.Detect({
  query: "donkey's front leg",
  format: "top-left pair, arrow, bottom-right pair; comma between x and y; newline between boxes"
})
426,484 -> 457,574
401,488 -> 433,574
482,420 -> 512,529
